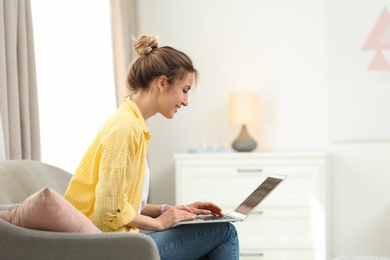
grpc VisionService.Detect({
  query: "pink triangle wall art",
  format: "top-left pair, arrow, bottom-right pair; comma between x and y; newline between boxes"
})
329,4 -> 390,142
362,7 -> 390,71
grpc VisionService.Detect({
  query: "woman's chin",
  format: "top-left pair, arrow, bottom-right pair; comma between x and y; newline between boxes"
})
162,113 -> 175,119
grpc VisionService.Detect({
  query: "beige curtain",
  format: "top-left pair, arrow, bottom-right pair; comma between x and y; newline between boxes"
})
0,0 -> 40,160
110,0 -> 138,107
0,113 -> 5,160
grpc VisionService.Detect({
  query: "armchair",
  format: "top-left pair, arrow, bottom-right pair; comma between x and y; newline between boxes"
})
0,160 -> 160,260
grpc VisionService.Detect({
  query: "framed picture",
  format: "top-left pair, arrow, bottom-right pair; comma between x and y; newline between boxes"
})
329,1 -> 390,141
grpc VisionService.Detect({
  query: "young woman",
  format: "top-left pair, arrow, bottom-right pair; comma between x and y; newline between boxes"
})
64,35 -> 239,259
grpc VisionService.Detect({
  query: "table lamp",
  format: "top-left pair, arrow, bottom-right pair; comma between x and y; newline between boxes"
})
229,93 -> 259,152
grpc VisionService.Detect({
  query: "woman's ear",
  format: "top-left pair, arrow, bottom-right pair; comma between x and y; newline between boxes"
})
156,75 -> 167,92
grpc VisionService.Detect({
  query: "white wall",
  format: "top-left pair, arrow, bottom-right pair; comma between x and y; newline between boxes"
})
137,0 -> 390,258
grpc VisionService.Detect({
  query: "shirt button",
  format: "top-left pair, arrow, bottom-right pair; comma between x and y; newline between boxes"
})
117,209 -> 121,213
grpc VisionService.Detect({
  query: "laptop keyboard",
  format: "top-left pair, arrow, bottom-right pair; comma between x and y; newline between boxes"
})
197,215 -> 234,221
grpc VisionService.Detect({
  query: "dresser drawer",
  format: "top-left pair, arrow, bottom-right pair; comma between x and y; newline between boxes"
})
240,249 -> 320,260
176,164 -> 321,207
235,208 -> 325,249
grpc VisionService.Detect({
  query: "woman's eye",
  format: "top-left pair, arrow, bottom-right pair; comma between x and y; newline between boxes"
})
182,86 -> 191,94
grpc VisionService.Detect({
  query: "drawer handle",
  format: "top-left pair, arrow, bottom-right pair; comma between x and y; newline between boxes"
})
252,211 -> 263,215
240,253 -> 264,257
237,169 -> 263,173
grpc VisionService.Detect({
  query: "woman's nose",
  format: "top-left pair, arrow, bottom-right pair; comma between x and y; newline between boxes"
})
182,96 -> 188,106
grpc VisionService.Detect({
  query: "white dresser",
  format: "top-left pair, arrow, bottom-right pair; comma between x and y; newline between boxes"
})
174,152 -> 329,260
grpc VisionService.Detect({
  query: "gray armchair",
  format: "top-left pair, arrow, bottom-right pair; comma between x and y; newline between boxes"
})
0,160 -> 160,260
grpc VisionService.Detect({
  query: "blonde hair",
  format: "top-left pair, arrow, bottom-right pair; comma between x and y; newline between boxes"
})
126,36 -> 198,92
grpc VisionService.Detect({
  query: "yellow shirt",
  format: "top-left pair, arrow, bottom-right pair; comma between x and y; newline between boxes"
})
64,98 -> 150,233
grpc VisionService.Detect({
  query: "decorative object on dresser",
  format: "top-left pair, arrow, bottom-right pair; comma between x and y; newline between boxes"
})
175,152 -> 329,260
228,92 -> 259,152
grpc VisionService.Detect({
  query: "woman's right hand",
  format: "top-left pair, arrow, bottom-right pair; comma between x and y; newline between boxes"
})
128,205 -> 197,231
156,205 -> 197,230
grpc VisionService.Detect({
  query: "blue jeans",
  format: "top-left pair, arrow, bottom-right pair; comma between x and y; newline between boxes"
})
147,222 -> 239,260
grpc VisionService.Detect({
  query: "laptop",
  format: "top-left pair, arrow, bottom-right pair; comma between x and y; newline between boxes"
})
173,173 -> 286,226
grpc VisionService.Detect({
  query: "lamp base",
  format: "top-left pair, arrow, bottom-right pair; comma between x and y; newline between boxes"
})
232,125 -> 257,152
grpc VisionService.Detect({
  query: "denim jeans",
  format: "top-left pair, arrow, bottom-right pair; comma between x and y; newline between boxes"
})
147,222 -> 239,260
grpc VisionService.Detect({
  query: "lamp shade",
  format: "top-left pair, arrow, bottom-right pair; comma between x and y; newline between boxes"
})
229,93 -> 259,126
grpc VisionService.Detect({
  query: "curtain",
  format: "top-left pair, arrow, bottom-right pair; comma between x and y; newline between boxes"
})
110,0 -> 138,107
0,0 -> 40,160
0,113 -> 5,160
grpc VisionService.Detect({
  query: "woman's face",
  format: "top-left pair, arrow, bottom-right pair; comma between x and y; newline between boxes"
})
159,72 -> 194,119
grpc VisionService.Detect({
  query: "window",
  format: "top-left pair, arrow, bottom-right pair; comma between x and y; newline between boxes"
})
32,0 -> 116,173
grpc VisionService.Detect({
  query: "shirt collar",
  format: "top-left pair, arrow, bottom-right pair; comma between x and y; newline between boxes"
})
124,97 -> 150,140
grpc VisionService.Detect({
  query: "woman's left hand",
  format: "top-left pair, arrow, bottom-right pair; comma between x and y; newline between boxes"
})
178,201 -> 224,216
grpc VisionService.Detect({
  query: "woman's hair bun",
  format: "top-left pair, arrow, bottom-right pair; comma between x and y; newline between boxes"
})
133,35 -> 159,56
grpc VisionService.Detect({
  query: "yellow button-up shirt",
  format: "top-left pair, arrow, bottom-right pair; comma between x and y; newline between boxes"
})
64,98 -> 150,233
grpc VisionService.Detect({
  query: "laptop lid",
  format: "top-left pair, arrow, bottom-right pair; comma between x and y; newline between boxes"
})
229,174 -> 286,220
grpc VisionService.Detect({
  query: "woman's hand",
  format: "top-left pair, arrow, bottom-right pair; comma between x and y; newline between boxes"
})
184,201 -> 224,216
128,206 -> 196,231
130,201 -> 224,231
156,205 -> 197,230
156,202 -> 223,230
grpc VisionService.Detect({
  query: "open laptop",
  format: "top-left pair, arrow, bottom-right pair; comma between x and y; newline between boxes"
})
173,173 -> 286,226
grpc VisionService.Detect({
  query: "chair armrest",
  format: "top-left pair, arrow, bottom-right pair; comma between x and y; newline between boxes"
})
0,219 -> 160,260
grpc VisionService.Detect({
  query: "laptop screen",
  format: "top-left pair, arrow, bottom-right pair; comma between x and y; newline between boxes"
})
234,175 -> 285,215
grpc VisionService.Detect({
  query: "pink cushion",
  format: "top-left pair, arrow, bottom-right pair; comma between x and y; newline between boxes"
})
0,187 -> 97,233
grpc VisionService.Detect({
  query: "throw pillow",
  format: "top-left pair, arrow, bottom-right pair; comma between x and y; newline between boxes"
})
0,187 -> 97,233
